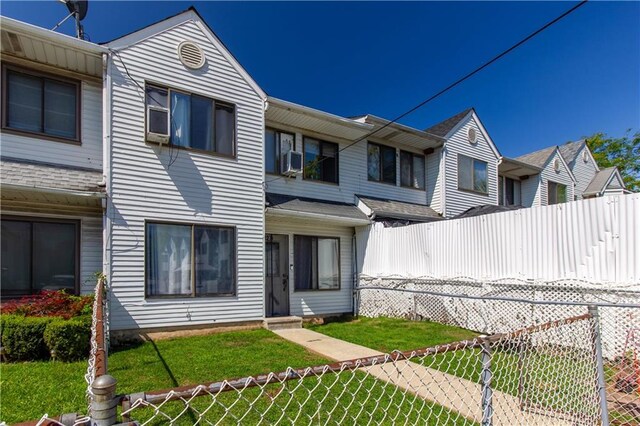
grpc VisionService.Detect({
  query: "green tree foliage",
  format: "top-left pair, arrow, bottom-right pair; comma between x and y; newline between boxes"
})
585,130 -> 640,192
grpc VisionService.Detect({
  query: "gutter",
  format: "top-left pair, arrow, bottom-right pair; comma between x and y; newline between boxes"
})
267,97 -> 374,132
1,183 -> 106,199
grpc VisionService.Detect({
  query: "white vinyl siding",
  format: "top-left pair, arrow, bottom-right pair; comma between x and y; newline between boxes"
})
520,175 -> 542,208
425,148 -> 443,214
539,150 -> 575,206
106,20 -> 265,331
265,128 -> 429,206
0,81 -> 103,170
569,145 -> 599,200
266,216 -> 353,317
442,115 -> 499,217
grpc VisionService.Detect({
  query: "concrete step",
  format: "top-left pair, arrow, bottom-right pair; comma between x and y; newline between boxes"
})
263,316 -> 303,331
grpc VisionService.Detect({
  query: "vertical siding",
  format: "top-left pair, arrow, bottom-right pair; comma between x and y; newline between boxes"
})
264,128 -> 429,206
539,150 -> 575,206
107,20 -> 265,331
569,145 -> 598,200
442,115 -> 499,217
266,216 -> 354,316
0,81 -> 103,170
425,148 -> 442,213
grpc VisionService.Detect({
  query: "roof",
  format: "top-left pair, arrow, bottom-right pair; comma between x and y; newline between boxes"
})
356,195 -> 443,222
514,145 -> 558,169
452,204 -> 523,220
351,114 -> 443,149
265,192 -> 369,224
424,108 -> 473,137
558,140 -> 589,168
498,157 -> 542,177
0,157 -> 104,194
583,167 -> 621,197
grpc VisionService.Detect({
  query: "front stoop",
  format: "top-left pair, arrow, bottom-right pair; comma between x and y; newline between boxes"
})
263,316 -> 303,331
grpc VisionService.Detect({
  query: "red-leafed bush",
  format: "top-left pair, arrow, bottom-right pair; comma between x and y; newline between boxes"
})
1,290 -> 93,319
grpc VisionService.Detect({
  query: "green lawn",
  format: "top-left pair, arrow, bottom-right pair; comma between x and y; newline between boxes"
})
1,326 -> 471,425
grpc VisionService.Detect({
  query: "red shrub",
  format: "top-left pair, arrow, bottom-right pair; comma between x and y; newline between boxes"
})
2,291 -> 93,319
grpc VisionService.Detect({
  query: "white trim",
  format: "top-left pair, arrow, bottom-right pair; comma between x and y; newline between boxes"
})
268,97 -> 373,132
266,208 -> 370,226
105,10 -> 266,100
1,183 -> 106,199
443,110 -> 502,159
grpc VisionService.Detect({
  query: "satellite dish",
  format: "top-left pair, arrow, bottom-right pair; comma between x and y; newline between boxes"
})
65,0 -> 88,21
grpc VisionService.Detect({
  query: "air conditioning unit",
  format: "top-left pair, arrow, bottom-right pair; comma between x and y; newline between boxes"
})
146,131 -> 170,145
281,151 -> 303,176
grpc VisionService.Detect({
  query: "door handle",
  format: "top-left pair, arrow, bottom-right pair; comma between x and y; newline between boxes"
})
282,277 -> 288,292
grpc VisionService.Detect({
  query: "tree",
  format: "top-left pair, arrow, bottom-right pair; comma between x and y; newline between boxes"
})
584,130 -> 640,192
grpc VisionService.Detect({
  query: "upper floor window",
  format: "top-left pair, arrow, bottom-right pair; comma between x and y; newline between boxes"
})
548,181 -> 567,205
2,67 -> 79,142
400,151 -> 425,189
145,84 -> 236,156
303,137 -> 339,183
368,142 -> 396,184
458,154 -> 488,194
265,128 -> 295,174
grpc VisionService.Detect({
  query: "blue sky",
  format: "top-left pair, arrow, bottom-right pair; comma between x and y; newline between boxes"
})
2,1 -> 638,157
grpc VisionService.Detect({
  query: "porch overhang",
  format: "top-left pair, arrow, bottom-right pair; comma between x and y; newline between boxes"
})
356,195 -> 444,223
498,157 -> 542,178
265,192 -> 370,226
352,114 -> 444,151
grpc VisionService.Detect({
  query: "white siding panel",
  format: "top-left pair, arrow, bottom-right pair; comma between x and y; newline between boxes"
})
358,194 -> 640,284
266,216 -> 354,317
425,148 -> 442,213
570,145 -> 598,200
442,115 -> 499,217
107,21 -> 265,331
264,126 -> 430,206
539,150 -> 575,206
0,81 -> 103,170
520,175 -> 541,208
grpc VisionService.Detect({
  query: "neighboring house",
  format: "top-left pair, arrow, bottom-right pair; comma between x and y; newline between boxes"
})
423,108 -> 502,218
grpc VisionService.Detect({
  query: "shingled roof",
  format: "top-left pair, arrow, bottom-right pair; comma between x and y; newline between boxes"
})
583,167 -> 621,197
424,108 -> 473,137
265,192 -> 369,222
514,145 -> 557,169
356,195 -> 443,223
1,157 -> 105,193
559,140 -> 587,168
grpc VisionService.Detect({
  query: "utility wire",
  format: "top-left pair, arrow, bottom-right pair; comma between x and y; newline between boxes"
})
265,0 -> 588,185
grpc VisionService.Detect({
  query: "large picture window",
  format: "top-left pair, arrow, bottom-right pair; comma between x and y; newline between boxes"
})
400,151 -> 425,189
294,235 -> 340,291
146,222 -> 236,297
1,218 -> 78,298
265,128 -> 295,174
548,181 -> 567,205
458,155 -> 488,194
368,142 -> 396,184
303,137 -> 339,183
2,67 -> 79,141
146,84 -> 236,156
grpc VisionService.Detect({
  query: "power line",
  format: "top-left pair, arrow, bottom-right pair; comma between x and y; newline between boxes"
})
265,0 -> 588,185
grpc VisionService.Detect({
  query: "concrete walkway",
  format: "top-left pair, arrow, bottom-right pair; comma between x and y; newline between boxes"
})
274,328 -> 573,425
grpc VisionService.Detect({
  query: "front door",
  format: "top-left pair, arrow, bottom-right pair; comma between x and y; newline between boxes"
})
265,234 -> 289,317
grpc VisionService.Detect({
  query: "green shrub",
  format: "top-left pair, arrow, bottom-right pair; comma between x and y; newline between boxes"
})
44,316 -> 91,362
1,315 -> 55,361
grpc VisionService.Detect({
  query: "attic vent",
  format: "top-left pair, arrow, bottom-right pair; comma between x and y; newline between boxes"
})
178,41 -> 205,70
467,127 -> 477,144
3,31 -> 23,54
553,158 -> 561,172
582,150 -> 589,163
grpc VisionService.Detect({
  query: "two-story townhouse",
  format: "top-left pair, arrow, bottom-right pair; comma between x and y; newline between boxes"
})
423,108 -> 502,218
0,17 -> 106,298
263,99 -> 443,318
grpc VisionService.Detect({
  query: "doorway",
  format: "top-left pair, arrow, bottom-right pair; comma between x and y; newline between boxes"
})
265,234 -> 289,317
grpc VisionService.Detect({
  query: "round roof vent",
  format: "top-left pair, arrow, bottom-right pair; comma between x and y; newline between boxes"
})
553,158 -> 561,172
582,150 -> 589,163
178,41 -> 205,70
467,127 -> 477,144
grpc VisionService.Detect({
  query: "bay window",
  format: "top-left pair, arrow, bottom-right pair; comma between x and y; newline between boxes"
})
400,151 -> 425,189
294,235 -> 340,291
145,84 -> 236,156
146,222 -> 236,297
303,137 -> 339,183
368,142 -> 396,184
458,155 -> 488,194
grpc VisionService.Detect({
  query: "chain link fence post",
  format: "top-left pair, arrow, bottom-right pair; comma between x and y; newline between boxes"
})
90,374 -> 118,426
588,305 -> 610,426
480,338 -> 493,426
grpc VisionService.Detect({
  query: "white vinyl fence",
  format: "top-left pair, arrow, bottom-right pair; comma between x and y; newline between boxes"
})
356,194 -> 639,284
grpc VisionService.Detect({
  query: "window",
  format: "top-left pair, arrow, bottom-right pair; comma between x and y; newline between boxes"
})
303,137 -> 339,183
146,222 -> 236,297
294,236 -> 340,291
2,67 -> 79,141
499,176 -> 521,206
265,128 -> 295,174
400,151 -> 425,189
367,142 -> 396,184
548,181 -> 567,205
145,84 -> 236,156
1,218 -> 78,298
458,155 -> 488,193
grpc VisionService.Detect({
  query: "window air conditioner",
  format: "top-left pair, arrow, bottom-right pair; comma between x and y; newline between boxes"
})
281,151 -> 303,176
